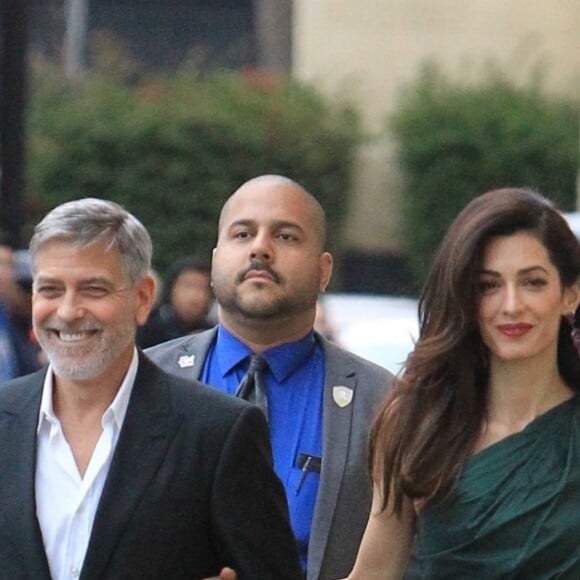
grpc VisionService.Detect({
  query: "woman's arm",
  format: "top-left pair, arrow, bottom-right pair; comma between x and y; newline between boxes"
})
346,482 -> 416,580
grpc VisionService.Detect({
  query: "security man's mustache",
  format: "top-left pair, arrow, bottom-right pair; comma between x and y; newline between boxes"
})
238,260 -> 280,283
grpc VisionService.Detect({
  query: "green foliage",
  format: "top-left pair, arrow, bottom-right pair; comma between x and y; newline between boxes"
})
27,65 -> 360,273
391,64 -> 578,284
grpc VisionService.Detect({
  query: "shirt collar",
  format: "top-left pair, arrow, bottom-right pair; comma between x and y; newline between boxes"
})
37,348 -> 140,433
215,324 -> 317,382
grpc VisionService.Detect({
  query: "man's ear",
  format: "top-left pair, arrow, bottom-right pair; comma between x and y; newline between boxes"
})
135,274 -> 157,326
319,252 -> 333,292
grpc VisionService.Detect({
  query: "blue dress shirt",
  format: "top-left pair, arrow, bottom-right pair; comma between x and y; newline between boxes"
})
201,325 -> 324,573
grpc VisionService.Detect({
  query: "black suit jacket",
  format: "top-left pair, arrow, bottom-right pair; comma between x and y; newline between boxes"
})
0,353 -> 302,580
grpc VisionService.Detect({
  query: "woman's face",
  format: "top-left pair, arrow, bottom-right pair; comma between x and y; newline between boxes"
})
170,269 -> 212,325
477,231 -> 579,365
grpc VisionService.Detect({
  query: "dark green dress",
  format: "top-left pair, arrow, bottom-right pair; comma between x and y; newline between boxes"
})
415,396 -> 580,579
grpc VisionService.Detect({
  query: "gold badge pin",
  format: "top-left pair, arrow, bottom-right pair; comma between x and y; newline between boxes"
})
332,386 -> 353,408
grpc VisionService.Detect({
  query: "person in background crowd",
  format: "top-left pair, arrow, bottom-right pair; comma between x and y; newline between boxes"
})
346,188 -> 580,579
0,198 -> 302,580
147,174 -> 393,580
137,255 -> 214,348
571,304 -> 580,355
0,233 -> 42,380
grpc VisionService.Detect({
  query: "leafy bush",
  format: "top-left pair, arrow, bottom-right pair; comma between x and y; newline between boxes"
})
391,64 -> 578,284
27,64 -> 360,273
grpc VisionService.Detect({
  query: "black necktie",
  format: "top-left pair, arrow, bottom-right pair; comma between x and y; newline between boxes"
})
236,354 -> 269,420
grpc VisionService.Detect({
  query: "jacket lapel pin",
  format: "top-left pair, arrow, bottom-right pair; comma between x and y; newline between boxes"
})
178,355 -> 195,368
332,385 -> 353,408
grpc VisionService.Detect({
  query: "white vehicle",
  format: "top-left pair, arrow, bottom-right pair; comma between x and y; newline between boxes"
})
563,211 -> 580,240
320,293 -> 419,375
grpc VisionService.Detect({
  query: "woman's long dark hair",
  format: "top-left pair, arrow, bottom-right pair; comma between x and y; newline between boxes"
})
370,188 -> 580,515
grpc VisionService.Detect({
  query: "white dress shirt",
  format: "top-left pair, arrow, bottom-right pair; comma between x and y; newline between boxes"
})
35,349 -> 138,580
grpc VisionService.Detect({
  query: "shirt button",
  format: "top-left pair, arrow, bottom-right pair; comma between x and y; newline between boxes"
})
71,567 -> 80,577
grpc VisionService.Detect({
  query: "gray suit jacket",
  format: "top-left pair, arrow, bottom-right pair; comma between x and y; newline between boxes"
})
147,329 -> 393,580
0,353 -> 302,580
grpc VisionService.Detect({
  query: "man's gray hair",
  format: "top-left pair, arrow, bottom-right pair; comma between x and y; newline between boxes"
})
30,198 -> 152,285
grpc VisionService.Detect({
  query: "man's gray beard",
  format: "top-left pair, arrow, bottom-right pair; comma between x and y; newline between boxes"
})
48,355 -> 108,380
40,327 -> 135,381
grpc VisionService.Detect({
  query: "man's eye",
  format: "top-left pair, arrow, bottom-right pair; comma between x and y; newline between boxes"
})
277,232 -> 296,241
82,286 -> 109,296
36,286 -> 64,299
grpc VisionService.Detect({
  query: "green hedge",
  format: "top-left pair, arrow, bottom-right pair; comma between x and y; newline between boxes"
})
27,66 -> 361,273
391,64 -> 578,284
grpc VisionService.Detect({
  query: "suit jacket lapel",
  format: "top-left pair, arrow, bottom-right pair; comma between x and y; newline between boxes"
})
308,337 -> 357,579
162,328 -> 217,381
0,370 -> 52,579
80,355 -> 183,580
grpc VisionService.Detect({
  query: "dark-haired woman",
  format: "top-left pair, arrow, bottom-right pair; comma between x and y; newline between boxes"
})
347,188 -> 580,579
136,255 -> 214,348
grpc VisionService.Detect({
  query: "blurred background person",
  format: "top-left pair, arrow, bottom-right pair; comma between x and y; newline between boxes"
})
0,233 -> 42,381
571,305 -> 580,355
137,255 -> 214,348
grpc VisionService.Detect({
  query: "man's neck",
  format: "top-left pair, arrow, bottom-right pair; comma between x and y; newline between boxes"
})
219,316 -> 313,353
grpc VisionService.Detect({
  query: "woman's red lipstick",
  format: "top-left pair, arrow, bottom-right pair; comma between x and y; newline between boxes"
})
497,323 -> 533,337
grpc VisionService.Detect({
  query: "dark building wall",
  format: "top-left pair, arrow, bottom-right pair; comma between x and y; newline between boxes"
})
341,250 -> 417,296
29,0 -> 256,71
